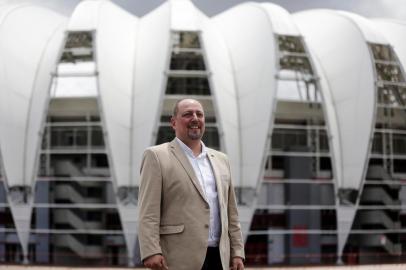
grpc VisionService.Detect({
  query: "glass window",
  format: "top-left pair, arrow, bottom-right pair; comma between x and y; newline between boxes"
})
245,234 -> 269,265
87,186 -> 103,198
202,127 -> 220,150
319,130 -> 329,152
393,134 -> 406,154
156,126 -> 175,145
3,243 -> 23,263
376,107 -> 396,123
65,31 -> 93,49
257,183 -> 335,206
61,31 -> 93,63
49,126 -> 88,148
272,129 -> 307,151
378,86 -> 406,107
319,157 -> 332,172
375,63 -> 404,82
48,116 -> 88,123
166,77 -> 210,95
370,44 -> 396,61
378,86 -> 398,106
372,133 -> 383,154
0,181 -> 7,203
170,51 -> 206,70
106,212 -> 122,230
272,129 -> 329,152
91,126 -> 105,146
52,128 -> 74,147
172,31 -> 201,49
271,155 -> 284,170
91,154 -> 109,168
278,35 -> 305,53
280,55 -> 313,75
394,159 -> 406,173
86,211 -> 102,221
0,207 -> 17,228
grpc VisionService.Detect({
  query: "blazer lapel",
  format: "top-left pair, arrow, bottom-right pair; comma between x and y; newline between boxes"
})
169,139 -> 208,203
207,150 -> 224,214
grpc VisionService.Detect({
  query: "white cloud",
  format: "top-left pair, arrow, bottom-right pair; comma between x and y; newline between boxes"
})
346,0 -> 406,19
8,0 -> 405,20
237,0 -> 406,20
379,0 -> 406,20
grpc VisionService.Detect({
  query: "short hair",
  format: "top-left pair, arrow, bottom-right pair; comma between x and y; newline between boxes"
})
172,98 -> 203,116
172,98 -> 186,117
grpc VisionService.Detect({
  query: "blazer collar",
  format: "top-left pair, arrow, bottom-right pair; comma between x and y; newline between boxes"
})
207,150 -> 225,213
175,137 -> 208,159
169,139 -> 208,203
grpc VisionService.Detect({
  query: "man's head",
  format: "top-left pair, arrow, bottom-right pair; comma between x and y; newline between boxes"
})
171,98 -> 205,145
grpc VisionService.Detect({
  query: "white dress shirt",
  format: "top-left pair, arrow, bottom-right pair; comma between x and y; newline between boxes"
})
176,138 -> 221,247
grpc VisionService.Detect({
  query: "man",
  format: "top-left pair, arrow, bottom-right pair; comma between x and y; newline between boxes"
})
138,98 -> 245,270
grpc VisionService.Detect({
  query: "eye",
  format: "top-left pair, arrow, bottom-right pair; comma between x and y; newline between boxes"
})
182,112 -> 193,117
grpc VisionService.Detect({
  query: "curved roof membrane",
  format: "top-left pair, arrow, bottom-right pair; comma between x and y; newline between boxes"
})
1,0 -> 403,194
0,3 -> 67,187
294,10 -> 376,192
214,3 -> 277,189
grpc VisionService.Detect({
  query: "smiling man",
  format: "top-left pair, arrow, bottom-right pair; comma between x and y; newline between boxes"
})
138,98 -> 245,270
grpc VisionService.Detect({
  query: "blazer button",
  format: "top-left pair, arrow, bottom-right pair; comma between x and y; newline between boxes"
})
204,224 -> 209,228
205,205 -> 210,210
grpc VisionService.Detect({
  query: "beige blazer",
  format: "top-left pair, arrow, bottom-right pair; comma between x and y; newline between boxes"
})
138,139 -> 245,270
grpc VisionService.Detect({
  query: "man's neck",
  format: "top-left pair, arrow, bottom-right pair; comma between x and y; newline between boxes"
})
189,142 -> 202,157
177,137 -> 202,157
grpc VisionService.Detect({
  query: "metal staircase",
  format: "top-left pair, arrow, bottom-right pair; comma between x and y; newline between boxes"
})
358,234 -> 401,255
361,187 -> 400,206
358,210 -> 400,230
53,209 -> 102,230
54,234 -> 103,259
54,183 -> 102,204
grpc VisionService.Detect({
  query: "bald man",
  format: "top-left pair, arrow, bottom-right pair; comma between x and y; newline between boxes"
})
138,99 -> 245,270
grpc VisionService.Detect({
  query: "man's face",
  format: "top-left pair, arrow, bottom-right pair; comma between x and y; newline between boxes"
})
171,99 -> 205,143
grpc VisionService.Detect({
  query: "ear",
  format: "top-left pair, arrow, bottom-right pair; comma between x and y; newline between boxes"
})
170,116 -> 176,130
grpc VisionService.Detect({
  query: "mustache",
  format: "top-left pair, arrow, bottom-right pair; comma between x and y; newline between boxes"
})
187,122 -> 201,128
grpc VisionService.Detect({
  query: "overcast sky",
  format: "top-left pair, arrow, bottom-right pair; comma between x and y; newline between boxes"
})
16,0 -> 406,20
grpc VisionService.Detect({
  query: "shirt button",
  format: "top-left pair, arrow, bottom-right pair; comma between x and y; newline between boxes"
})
204,224 -> 209,228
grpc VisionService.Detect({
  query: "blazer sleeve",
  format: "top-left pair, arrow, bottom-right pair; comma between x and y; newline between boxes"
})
226,158 -> 246,260
138,149 -> 163,261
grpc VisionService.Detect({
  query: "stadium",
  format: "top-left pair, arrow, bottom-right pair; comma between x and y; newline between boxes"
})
0,0 -> 406,267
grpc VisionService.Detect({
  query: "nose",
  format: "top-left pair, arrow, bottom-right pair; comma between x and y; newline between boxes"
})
191,112 -> 199,120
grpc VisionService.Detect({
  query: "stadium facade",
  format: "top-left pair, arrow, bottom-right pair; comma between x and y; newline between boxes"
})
0,0 -> 406,267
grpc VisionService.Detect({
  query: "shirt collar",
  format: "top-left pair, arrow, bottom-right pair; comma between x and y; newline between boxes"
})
175,137 -> 207,159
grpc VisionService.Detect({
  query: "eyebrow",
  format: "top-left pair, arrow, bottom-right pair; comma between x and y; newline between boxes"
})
182,110 -> 204,114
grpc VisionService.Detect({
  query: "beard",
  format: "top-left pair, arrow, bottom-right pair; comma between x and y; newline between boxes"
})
187,128 -> 204,140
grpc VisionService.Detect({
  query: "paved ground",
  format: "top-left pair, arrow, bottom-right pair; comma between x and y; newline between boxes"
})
1,265 -> 406,270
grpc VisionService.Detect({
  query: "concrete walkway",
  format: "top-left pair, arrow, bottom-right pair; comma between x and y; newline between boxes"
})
1,265 -> 406,270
